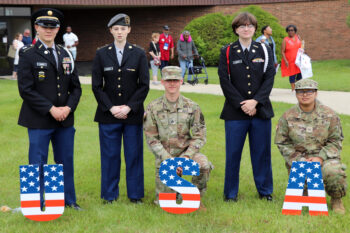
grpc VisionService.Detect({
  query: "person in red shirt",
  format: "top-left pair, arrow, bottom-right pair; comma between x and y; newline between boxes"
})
158,25 -> 174,70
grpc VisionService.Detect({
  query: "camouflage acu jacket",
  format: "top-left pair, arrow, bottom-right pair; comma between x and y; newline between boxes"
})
275,101 -> 343,166
144,95 -> 206,166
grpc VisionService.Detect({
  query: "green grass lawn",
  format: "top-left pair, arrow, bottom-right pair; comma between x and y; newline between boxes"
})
193,59 -> 350,92
1,80 -> 350,232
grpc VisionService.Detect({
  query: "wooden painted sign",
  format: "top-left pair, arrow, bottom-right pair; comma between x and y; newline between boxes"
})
282,161 -> 328,216
19,164 -> 65,221
158,157 -> 200,214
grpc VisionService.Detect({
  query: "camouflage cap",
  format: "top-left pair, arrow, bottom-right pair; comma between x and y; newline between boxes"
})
161,66 -> 182,80
295,79 -> 318,90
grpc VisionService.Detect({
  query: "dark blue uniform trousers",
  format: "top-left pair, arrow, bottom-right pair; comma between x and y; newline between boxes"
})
28,127 -> 76,205
224,118 -> 273,199
99,123 -> 144,201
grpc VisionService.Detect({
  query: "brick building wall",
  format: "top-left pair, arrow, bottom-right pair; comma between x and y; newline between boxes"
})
61,6 -> 213,61
59,0 -> 350,61
214,0 -> 350,60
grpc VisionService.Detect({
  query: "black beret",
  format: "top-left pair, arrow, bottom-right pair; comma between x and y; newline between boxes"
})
107,13 -> 130,27
32,8 -> 64,28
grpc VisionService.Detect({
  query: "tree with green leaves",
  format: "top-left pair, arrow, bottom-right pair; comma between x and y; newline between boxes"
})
184,5 -> 286,66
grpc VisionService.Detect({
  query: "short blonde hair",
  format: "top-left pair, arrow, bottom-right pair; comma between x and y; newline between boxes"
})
152,32 -> 160,40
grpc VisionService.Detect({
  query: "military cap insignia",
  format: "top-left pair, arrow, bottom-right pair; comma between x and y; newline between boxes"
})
48,10 -> 53,16
125,16 -> 130,25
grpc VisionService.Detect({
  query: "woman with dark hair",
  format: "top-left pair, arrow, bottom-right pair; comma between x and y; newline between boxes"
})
281,24 -> 303,91
218,12 -> 275,202
256,25 -> 277,66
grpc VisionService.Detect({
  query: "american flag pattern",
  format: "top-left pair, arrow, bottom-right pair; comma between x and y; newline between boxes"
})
19,164 -> 65,221
159,157 -> 200,214
282,161 -> 328,216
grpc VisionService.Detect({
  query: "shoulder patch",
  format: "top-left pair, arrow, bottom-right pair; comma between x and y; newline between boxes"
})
97,44 -> 109,50
132,44 -> 145,51
222,43 -> 233,49
253,44 -> 259,48
20,45 -> 34,53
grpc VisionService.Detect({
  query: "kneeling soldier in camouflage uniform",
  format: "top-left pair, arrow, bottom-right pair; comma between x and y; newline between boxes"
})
144,66 -> 212,210
275,79 -> 347,214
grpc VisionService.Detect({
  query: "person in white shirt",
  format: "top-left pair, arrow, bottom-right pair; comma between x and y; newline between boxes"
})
63,26 -> 79,60
12,33 -> 24,79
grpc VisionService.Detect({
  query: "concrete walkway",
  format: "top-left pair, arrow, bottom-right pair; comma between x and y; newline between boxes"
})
80,76 -> 350,115
3,75 -> 350,115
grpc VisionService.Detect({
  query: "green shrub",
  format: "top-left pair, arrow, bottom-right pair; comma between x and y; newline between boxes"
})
184,5 -> 286,66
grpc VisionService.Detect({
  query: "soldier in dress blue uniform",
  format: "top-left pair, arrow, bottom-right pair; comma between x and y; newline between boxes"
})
17,8 -> 82,210
92,14 -> 149,204
218,12 -> 275,202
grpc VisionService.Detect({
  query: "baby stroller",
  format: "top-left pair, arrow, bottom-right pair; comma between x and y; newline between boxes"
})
184,56 -> 209,85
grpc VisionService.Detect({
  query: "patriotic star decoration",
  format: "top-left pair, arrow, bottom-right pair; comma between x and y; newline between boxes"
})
159,157 -> 200,187
19,164 -> 64,194
287,161 -> 324,190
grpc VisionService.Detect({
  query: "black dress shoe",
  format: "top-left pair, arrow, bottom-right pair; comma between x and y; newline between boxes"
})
259,194 -> 273,201
103,199 -> 116,205
224,197 -> 238,202
130,199 -> 143,204
65,203 -> 83,210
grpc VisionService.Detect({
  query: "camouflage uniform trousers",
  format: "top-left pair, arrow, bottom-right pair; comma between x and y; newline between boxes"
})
155,153 -> 213,201
287,159 -> 347,198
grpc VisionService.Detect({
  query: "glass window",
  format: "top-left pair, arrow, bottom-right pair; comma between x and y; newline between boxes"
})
5,7 -> 31,16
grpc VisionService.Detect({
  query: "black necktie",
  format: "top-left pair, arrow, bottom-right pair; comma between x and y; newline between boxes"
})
47,48 -> 57,68
244,48 -> 249,60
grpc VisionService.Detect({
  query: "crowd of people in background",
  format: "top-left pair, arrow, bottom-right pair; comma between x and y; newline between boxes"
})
9,20 -> 305,89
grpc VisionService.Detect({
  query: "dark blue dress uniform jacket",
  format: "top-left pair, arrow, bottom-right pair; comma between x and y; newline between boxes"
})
17,41 -> 82,129
92,42 -> 150,124
218,40 -> 275,120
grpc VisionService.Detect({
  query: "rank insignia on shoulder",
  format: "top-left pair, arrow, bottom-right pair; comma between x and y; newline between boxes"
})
232,45 -> 238,48
253,45 -> 259,48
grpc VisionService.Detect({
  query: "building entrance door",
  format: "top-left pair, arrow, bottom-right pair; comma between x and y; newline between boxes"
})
0,21 -> 11,75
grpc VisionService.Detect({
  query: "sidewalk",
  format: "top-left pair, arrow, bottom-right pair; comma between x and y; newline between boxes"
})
81,76 -> 350,115
3,75 -> 350,115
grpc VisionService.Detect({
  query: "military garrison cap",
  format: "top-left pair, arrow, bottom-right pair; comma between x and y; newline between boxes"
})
162,66 -> 182,80
32,8 -> 63,28
108,13 -> 130,27
295,79 -> 318,90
